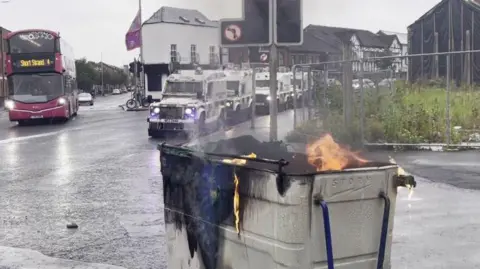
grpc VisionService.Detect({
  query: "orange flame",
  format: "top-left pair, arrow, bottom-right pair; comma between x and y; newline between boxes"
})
223,153 -> 256,235
306,134 -> 368,171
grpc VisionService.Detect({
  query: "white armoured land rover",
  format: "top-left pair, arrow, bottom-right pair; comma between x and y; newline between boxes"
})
223,69 -> 254,124
290,71 -> 313,107
254,72 -> 294,114
147,68 -> 228,138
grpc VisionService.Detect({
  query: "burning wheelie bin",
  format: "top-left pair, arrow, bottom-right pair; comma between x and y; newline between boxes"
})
158,135 -> 416,269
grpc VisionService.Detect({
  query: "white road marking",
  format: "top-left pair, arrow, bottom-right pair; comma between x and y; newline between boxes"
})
0,246 -> 127,269
0,127 -> 84,145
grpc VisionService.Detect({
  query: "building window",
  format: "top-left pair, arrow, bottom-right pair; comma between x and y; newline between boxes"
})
279,52 -> 284,66
170,44 -> 177,63
209,46 -> 216,64
191,45 -> 197,63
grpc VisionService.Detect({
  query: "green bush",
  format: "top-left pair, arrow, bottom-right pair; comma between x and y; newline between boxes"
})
287,82 -> 480,145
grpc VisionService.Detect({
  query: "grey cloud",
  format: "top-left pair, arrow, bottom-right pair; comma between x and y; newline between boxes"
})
0,0 -> 441,66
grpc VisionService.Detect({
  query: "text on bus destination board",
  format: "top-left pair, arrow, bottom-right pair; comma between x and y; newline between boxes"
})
18,59 -> 53,67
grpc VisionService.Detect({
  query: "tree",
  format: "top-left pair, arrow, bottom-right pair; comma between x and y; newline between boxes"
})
75,58 -> 128,91
375,49 -> 395,70
76,58 -> 96,91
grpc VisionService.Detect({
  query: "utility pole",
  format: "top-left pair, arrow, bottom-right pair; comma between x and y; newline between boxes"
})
269,44 -> 278,141
101,52 -> 104,96
133,57 -> 138,91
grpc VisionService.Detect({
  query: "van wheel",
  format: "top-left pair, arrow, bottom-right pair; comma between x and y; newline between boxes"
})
287,98 -> 293,110
277,99 -> 284,112
198,113 -> 206,136
217,110 -> 226,130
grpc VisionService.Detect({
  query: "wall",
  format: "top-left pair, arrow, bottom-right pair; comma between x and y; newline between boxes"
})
142,23 -> 220,65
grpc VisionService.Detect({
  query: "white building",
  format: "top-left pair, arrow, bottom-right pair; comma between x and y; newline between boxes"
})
141,7 -> 222,101
378,30 -> 408,73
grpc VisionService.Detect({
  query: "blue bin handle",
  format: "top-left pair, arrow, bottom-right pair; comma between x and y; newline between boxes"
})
377,192 -> 391,269
314,197 -> 334,269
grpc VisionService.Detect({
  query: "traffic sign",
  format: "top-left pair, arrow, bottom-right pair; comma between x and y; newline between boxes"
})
224,24 -> 242,41
260,53 -> 268,62
274,0 -> 303,46
220,0 -> 273,47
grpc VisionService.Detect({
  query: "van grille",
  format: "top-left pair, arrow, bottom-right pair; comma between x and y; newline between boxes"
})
159,107 -> 183,119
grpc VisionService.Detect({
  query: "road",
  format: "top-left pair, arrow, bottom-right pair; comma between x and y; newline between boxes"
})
1,94 -> 480,268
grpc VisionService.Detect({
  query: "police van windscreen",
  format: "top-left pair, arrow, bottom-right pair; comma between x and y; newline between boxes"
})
226,81 -> 240,91
291,79 -> 303,87
164,81 -> 202,94
255,80 -> 270,87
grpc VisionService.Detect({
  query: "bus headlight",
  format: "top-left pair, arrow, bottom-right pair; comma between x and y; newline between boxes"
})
4,100 -> 14,110
225,101 -> 232,107
185,108 -> 194,115
58,98 -> 66,105
153,107 -> 160,114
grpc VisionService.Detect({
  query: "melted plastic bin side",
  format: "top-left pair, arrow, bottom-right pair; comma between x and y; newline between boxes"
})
160,144 -> 313,269
160,144 -> 399,269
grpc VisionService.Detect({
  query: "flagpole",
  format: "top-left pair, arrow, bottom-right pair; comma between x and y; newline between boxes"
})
138,0 -> 145,95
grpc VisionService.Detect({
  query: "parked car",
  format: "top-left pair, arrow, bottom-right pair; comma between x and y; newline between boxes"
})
352,79 -> 375,90
112,89 -> 121,95
378,78 -> 396,88
78,92 -> 94,106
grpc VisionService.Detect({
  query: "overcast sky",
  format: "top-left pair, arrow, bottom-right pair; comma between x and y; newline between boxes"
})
0,0 -> 440,66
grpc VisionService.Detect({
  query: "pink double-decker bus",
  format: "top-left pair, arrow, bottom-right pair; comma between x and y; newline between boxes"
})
3,29 -> 78,124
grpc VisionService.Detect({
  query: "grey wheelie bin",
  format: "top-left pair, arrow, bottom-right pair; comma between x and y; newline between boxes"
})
158,135 -> 416,269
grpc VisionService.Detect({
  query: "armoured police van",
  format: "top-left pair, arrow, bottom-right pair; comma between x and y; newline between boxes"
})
147,68 -> 228,138
223,70 -> 254,124
254,72 -> 293,114
290,71 -> 313,107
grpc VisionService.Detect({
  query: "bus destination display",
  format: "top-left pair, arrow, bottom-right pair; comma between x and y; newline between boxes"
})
12,56 -> 56,72
18,58 -> 54,67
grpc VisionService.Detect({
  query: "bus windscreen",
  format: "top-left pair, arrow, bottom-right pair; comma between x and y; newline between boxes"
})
8,73 -> 63,103
8,31 -> 56,54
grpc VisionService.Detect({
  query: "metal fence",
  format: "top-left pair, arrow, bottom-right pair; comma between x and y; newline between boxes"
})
289,50 -> 480,148
248,62 -> 316,141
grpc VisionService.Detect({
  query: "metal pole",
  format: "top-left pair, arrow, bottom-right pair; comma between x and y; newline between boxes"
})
101,52 -> 104,95
133,57 -> 138,92
323,67 -> 328,109
389,68 -> 394,94
138,0 -> 145,96
359,59 -> 365,146
292,65 -> 298,128
446,54 -> 451,145
301,69 -> 306,122
307,68 -> 312,120
251,67 -> 256,129
269,44 -> 278,141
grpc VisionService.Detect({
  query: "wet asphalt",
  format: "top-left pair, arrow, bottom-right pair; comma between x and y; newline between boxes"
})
1,94 -> 480,268
0,95 -> 169,269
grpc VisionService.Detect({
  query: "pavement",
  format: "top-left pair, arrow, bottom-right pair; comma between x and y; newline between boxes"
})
0,95 -> 480,268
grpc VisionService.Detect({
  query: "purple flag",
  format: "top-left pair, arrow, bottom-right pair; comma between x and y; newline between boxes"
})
125,10 -> 141,51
